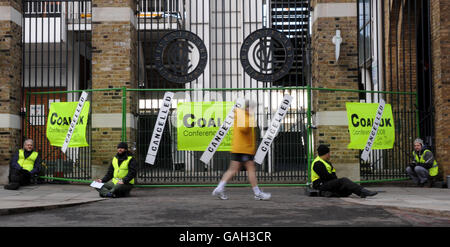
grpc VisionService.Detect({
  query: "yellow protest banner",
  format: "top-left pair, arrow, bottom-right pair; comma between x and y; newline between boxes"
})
46,101 -> 90,147
346,102 -> 395,150
177,102 -> 235,151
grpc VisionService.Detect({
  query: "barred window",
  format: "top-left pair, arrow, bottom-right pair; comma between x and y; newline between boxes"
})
358,0 -> 371,66
357,0 -> 383,103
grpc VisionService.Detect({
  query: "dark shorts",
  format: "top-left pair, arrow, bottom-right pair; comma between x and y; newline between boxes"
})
231,153 -> 254,162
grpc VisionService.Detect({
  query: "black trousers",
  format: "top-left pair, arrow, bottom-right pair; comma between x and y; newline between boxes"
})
5,168 -> 32,190
9,168 -> 32,184
96,181 -> 133,198
318,177 -> 363,197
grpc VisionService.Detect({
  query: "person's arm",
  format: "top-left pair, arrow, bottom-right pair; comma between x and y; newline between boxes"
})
101,164 -> 114,183
418,151 -> 434,169
122,158 -> 137,185
313,161 -> 337,182
10,151 -> 22,170
29,153 -> 42,175
411,152 -> 418,166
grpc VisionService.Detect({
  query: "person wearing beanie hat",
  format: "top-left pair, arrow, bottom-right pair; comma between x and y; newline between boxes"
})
414,138 -> 424,147
406,138 -> 439,187
317,144 -> 330,156
310,144 -> 377,198
117,142 -> 128,149
94,142 -> 137,198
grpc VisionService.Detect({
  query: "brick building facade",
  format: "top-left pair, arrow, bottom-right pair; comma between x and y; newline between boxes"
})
0,0 -> 23,183
90,0 -> 138,179
311,0 -> 360,180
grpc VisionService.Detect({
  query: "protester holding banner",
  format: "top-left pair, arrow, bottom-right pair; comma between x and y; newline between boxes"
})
94,142 -> 136,198
311,144 -> 377,198
406,138 -> 439,187
212,100 -> 271,200
4,139 -> 42,190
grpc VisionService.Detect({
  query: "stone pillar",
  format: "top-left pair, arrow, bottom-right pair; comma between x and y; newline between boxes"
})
310,0 -> 360,180
0,0 -> 23,184
430,0 -> 450,181
91,0 -> 137,179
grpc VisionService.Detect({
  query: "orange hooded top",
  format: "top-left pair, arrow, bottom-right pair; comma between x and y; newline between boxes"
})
231,108 -> 256,155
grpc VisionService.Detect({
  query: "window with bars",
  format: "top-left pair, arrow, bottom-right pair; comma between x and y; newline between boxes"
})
358,0 -> 371,67
357,0 -> 383,103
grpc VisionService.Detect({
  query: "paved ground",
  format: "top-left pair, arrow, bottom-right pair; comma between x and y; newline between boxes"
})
0,184 -> 449,227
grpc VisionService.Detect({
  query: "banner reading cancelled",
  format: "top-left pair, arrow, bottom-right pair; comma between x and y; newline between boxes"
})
46,101 -> 90,147
177,102 -> 235,151
346,102 -> 395,150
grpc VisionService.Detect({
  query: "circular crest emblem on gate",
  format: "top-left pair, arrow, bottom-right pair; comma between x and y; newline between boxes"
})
154,30 -> 208,83
240,28 -> 294,82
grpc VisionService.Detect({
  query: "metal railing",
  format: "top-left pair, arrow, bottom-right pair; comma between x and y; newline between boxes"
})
24,1 -> 62,16
24,90 -> 93,181
25,86 -> 415,185
67,1 -> 92,21
23,1 -> 92,20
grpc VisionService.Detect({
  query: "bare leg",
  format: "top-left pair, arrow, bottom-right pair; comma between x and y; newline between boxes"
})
244,160 -> 258,187
244,161 -> 271,200
220,161 -> 242,183
212,161 -> 242,200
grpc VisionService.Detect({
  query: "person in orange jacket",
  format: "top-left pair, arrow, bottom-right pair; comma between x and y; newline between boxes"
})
212,99 -> 271,200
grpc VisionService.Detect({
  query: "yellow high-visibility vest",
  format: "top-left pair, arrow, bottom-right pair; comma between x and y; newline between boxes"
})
311,156 -> 335,182
18,149 -> 38,172
112,156 -> 134,185
414,150 -> 439,177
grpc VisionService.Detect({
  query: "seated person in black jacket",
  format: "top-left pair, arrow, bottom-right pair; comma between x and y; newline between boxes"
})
311,144 -> 377,198
94,142 -> 137,198
4,139 -> 42,190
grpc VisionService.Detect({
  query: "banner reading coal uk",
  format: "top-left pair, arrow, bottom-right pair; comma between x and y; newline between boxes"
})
346,102 -> 395,150
46,101 -> 90,147
177,101 -> 235,151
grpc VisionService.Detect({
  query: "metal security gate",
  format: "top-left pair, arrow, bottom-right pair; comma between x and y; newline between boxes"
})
22,0 -> 92,180
135,0 -> 311,183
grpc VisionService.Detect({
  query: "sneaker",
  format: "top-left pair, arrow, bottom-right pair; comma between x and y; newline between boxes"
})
212,188 -> 228,200
254,191 -> 271,200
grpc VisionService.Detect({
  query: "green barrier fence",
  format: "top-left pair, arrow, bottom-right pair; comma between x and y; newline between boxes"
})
29,86 -> 416,186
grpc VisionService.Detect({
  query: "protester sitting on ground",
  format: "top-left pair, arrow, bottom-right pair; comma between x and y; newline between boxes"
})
406,138 -> 439,187
311,144 -> 377,198
4,139 -> 42,190
94,142 -> 136,198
